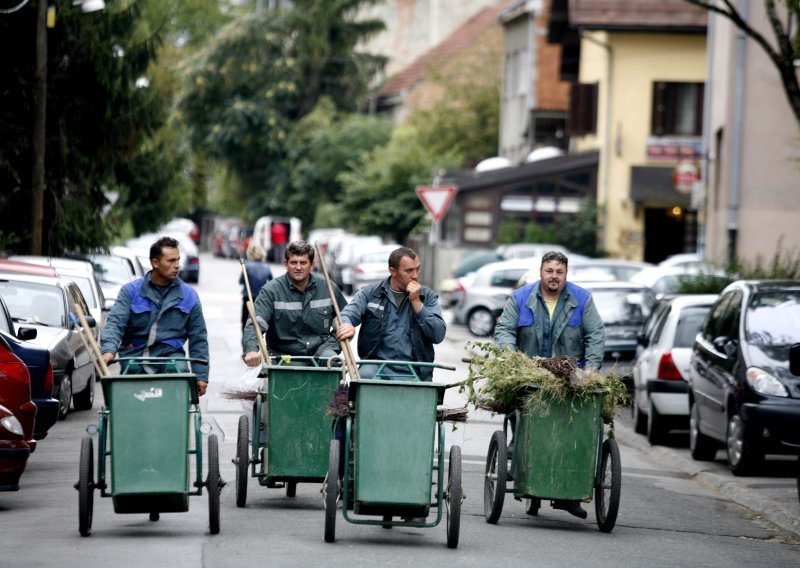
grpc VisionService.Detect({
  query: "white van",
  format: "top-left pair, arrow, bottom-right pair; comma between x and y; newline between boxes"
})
252,216 -> 302,262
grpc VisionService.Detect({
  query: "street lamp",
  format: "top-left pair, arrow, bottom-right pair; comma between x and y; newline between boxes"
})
30,0 -> 104,254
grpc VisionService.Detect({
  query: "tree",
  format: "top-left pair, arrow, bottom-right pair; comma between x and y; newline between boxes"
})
680,0 -> 800,126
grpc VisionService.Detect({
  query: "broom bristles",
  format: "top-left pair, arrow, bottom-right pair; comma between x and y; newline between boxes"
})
221,388 -> 260,401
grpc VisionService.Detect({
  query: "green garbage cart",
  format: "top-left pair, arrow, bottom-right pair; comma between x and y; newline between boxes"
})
76,357 -> 223,537
323,360 -> 463,549
483,391 -> 621,532
234,356 -> 343,507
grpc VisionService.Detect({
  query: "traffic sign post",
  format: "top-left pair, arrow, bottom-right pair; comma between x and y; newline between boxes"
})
415,185 -> 457,290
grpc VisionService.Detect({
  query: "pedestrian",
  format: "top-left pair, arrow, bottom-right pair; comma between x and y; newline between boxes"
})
242,240 -> 346,364
335,246 -> 446,381
494,250 -> 604,519
270,222 -> 288,264
239,242 -> 272,331
100,236 -> 210,396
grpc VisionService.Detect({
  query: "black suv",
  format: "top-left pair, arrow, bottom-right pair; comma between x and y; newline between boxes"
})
687,280 -> 800,475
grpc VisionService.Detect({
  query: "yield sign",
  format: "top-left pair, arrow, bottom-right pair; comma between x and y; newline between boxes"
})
415,185 -> 457,223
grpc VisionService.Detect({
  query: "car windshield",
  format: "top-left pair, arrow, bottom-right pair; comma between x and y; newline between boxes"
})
360,251 -> 390,264
63,275 -> 97,308
674,305 -> 711,347
92,257 -> 131,285
0,281 -> 64,327
745,291 -> 800,346
591,289 -> 653,325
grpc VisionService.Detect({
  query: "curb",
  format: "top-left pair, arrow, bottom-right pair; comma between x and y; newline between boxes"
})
614,422 -> 800,538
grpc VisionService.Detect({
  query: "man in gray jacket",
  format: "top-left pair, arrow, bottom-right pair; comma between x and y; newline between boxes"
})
494,250 -> 604,519
335,247 -> 446,381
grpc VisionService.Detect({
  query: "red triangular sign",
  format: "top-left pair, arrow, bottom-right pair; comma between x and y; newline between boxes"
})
415,185 -> 457,223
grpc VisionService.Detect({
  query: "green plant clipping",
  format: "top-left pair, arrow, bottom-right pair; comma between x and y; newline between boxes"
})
461,342 -> 630,432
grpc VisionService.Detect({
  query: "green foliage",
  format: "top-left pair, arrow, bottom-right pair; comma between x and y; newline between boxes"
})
524,223 -> 558,244
728,240 -> 800,280
674,272 -> 735,294
496,218 -> 519,245
559,198 -> 600,256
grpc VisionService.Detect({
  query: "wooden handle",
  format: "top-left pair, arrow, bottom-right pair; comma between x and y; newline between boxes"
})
241,259 -> 270,365
73,303 -> 109,377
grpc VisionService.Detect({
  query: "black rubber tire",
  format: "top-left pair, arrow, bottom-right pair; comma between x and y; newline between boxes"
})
689,400 -> 718,461
286,481 -> 297,497
73,369 -> 95,411
467,308 -> 496,337
446,445 -> 462,549
647,403 -> 667,446
484,430 -> 507,524
78,436 -> 93,537
595,439 -> 621,533
207,434 -> 221,535
149,512 -> 160,522
632,401 -> 647,435
58,373 -> 72,420
236,415 -> 249,508
726,414 -> 762,476
324,439 -> 339,543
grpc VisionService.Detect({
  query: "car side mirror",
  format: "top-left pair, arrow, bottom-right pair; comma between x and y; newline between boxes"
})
17,327 -> 37,341
789,343 -> 800,376
723,339 -> 738,358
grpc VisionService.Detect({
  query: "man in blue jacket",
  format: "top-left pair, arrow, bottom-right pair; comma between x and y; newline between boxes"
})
494,250 -> 604,519
336,246 -> 446,381
101,236 -> 210,396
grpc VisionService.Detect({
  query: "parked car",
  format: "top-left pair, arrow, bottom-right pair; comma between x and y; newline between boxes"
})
577,281 -> 656,361
329,235 -> 383,293
110,246 -> 147,278
0,259 -> 57,278
630,265 -> 730,299
67,252 -> 137,304
0,274 -> 97,420
496,242 -> 571,260
687,280 -> 800,475
517,258 -> 655,287
659,252 -> 707,270
160,217 -> 200,245
127,232 -> 200,283
252,215 -> 302,262
0,336 -> 37,491
8,256 -> 107,333
0,295 -> 58,441
350,245 -> 398,292
632,294 -> 717,445
453,258 -> 536,337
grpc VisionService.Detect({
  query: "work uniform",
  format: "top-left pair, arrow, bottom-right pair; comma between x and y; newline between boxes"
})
340,278 -> 446,381
494,280 -> 604,370
100,274 -> 210,382
242,272 -> 346,358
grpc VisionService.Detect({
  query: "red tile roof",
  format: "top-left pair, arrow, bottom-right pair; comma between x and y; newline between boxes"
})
569,0 -> 707,29
377,2 -> 511,98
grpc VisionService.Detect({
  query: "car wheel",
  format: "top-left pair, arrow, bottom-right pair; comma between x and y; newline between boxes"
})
632,400 -> 647,435
57,373 -> 72,420
468,308 -> 496,337
689,400 -> 717,461
647,403 -> 667,446
73,369 -> 96,411
726,413 -> 762,476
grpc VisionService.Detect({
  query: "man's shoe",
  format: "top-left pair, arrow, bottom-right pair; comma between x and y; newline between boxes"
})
553,499 -> 588,519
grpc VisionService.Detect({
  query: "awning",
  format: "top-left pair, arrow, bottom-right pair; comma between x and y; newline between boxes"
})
630,166 -> 691,205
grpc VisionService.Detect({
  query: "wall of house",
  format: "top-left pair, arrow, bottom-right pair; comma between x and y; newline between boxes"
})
500,14 -> 534,162
576,31 -> 706,259
359,0 -> 504,78
704,8 -> 800,267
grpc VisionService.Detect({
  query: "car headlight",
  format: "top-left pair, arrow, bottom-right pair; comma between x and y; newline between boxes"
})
746,367 -> 788,397
0,415 -> 24,436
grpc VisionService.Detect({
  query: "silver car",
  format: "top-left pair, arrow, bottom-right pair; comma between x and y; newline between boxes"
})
0,274 -> 98,420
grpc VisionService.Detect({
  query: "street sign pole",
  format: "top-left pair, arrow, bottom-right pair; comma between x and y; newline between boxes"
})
415,185 -> 456,289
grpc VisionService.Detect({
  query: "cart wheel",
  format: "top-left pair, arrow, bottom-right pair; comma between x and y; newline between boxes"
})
595,438 -> 621,533
446,444 -> 462,549
324,439 -> 339,543
525,497 -> 540,516
207,434 -> 221,535
286,481 -> 297,498
382,515 -> 392,529
484,430 -> 507,524
149,512 -> 160,522
78,436 -> 94,537
235,415 -> 249,508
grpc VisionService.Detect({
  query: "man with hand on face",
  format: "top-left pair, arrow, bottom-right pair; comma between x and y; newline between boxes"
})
494,250 -> 604,519
100,236 -> 210,396
336,246 -> 446,381
242,240 -> 346,364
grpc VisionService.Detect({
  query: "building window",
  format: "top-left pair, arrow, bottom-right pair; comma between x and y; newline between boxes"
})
651,82 -> 704,136
567,83 -> 598,136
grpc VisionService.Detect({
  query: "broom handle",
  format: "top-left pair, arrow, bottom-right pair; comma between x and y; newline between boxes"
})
72,303 -> 109,377
313,242 -> 361,381
241,259 -> 271,364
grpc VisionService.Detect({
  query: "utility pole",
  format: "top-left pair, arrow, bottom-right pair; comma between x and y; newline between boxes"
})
31,0 -> 47,255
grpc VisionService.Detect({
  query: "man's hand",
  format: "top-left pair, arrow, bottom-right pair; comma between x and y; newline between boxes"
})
336,323 -> 355,341
244,351 -> 262,367
102,352 -> 115,365
197,381 -> 208,396
407,280 -> 423,312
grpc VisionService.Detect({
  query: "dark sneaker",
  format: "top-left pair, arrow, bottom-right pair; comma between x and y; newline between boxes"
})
553,499 -> 588,519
